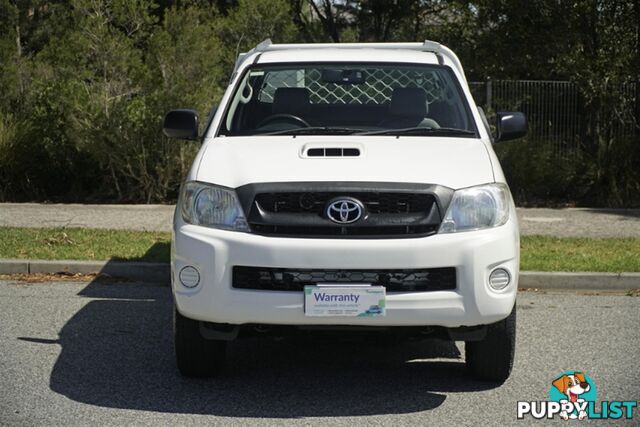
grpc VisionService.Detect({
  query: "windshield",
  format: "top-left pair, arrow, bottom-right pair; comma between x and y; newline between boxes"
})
218,63 -> 477,137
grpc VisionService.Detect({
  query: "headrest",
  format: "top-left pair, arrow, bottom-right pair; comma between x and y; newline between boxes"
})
389,87 -> 428,117
272,88 -> 311,115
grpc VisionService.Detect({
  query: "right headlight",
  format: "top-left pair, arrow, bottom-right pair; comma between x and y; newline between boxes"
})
179,181 -> 250,232
439,183 -> 511,233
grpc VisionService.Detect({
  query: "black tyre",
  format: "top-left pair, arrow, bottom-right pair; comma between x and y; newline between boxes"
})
465,304 -> 516,382
174,307 -> 227,377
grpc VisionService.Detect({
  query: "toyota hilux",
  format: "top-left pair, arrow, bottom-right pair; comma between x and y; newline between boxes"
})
163,39 -> 527,381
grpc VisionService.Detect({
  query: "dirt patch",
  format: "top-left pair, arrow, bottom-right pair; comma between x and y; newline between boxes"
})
0,272 -> 132,283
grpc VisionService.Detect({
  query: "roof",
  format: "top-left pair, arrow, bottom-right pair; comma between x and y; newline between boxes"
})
234,39 -> 467,84
257,48 -> 440,66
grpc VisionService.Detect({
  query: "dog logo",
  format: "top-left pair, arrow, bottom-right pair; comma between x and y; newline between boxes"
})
518,370 -> 637,420
551,372 -> 594,420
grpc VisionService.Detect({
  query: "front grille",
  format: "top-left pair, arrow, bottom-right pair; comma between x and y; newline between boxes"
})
255,192 -> 433,214
247,191 -> 441,237
233,266 -> 457,292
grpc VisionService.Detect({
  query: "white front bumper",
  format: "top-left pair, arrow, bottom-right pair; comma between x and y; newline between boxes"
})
171,218 -> 519,328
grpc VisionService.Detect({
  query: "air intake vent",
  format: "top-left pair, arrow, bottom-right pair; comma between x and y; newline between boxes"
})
233,266 -> 457,292
306,147 -> 360,157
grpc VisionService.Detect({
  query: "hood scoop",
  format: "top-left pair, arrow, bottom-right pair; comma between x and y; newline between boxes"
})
304,147 -> 361,157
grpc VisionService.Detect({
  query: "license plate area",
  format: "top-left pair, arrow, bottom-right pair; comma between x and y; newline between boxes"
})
304,284 -> 386,317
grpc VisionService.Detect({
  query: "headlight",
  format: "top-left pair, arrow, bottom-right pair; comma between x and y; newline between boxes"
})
439,183 -> 511,233
180,181 -> 250,231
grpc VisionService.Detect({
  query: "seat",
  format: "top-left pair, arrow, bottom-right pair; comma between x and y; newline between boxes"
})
272,87 -> 311,116
379,87 -> 439,129
428,100 -> 458,128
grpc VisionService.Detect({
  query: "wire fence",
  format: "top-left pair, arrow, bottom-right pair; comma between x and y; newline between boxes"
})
470,79 -> 639,157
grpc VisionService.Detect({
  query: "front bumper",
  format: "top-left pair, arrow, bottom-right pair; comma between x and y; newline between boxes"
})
172,217 -> 519,328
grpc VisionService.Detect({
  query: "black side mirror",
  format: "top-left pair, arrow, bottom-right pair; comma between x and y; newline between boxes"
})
496,112 -> 527,142
163,109 -> 199,140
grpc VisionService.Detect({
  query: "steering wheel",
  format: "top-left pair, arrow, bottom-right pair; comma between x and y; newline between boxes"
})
257,113 -> 310,129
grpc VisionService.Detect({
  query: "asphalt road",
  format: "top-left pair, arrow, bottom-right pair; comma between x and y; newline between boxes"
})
1,203 -> 640,237
0,279 -> 638,426
0,204 -> 174,232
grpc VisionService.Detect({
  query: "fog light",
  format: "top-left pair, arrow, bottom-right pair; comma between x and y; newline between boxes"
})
179,266 -> 200,288
488,268 -> 510,290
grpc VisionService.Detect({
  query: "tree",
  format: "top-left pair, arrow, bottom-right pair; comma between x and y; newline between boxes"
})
0,0 -> 637,205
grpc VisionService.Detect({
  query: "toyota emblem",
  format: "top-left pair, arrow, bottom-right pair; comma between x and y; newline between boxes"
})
325,198 -> 365,224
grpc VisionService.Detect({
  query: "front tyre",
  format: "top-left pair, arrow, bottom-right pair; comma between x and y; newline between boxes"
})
174,307 -> 227,377
465,304 -> 516,382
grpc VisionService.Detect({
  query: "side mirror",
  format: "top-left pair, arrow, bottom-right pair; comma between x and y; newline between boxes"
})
163,109 -> 199,140
496,112 -> 527,142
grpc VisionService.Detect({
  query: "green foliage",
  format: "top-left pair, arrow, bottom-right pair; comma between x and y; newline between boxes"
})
0,113 -> 25,200
0,0 -> 637,205
0,0 -> 302,202
218,0 -> 297,70
495,139 -> 596,207
496,134 -> 640,208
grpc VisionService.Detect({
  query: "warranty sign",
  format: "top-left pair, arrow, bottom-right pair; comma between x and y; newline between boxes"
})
304,285 -> 386,317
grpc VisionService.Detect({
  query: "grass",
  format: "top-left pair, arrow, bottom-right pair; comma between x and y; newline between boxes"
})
0,227 -> 170,263
520,235 -> 640,273
0,227 -> 639,272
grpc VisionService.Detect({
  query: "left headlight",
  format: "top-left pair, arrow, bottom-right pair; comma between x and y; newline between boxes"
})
439,183 -> 512,233
180,181 -> 250,232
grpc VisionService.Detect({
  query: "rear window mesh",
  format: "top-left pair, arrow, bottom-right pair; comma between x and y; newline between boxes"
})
257,68 -> 445,105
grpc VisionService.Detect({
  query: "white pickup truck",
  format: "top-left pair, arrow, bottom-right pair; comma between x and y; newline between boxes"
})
163,39 -> 527,381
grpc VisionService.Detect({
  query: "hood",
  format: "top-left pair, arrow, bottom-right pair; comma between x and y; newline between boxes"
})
196,136 -> 494,190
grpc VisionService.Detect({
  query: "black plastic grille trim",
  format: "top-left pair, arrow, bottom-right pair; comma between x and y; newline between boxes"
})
255,191 -> 434,214
235,182 -> 455,239
250,224 -> 438,236
250,192 -> 439,237
306,147 -> 360,157
233,266 -> 457,292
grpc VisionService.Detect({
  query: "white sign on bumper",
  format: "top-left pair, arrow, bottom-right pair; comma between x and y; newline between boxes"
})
304,285 -> 386,317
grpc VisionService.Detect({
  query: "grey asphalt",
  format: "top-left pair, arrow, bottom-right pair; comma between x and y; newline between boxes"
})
1,203 -> 640,237
517,208 -> 640,238
0,203 -> 175,232
0,279 -> 638,426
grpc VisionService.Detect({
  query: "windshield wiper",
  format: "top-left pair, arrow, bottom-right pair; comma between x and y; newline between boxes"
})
357,127 -> 477,136
260,126 -> 362,136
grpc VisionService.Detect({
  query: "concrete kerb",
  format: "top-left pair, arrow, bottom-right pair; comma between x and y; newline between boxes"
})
518,271 -> 640,290
1,259 -> 639,290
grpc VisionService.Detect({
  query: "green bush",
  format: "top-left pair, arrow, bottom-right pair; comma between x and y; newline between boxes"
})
496,136 -> 640,208
495,139 -> 596,207
0,0 -> 637,206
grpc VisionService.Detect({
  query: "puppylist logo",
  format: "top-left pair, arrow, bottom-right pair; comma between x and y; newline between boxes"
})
517,371 -> 638,421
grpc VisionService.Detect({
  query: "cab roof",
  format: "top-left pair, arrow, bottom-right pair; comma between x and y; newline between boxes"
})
234,39 -> 467,85
257,48 -> 441,66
